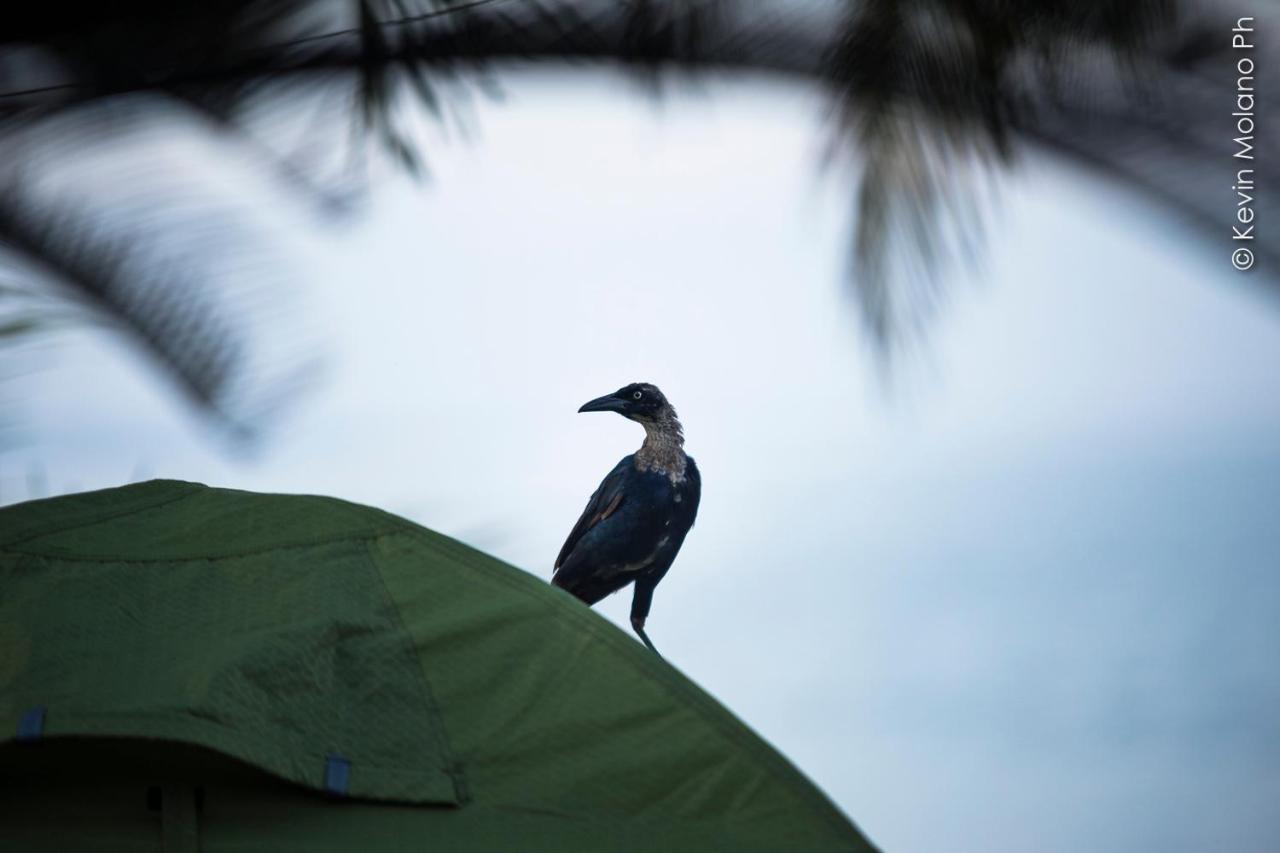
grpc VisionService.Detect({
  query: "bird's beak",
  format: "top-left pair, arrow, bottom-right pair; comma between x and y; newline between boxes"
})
578,393 -> 626,414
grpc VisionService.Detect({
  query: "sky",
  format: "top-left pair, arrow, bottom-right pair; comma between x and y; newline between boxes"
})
4,73 -> 1280,852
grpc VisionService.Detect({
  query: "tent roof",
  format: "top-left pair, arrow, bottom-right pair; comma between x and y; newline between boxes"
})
0,480 -> 875,851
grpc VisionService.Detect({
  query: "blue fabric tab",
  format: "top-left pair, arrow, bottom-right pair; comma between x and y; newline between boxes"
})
17,706 -> 46,741
324,753 -> 351,797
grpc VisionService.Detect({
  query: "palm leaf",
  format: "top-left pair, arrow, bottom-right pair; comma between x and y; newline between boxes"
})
0,100 -> 321,440
0,0 -> 1274,380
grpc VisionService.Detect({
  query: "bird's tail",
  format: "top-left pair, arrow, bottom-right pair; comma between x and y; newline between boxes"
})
550,570 -> 619,607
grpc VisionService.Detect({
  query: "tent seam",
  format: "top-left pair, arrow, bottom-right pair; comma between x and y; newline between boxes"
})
0,530 -> 405,562
1,487 -> 201,548
361,536 -> 471,806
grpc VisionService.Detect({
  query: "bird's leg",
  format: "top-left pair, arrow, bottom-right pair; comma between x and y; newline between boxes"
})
630,580 -> 663,658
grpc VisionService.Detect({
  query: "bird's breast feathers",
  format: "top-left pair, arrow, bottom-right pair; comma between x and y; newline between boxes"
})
629,461 -> 697,506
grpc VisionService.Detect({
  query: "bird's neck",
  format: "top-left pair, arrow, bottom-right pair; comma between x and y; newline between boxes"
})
636,415 -> 687,483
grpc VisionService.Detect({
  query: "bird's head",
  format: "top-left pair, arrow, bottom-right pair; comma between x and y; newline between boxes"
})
578,382 -> 678,428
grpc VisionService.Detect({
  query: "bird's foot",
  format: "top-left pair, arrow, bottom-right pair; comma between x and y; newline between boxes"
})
631,617 -> 663,658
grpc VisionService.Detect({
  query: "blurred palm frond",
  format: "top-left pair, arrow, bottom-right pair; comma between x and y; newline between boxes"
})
0,0 -> 1275,425
823,0 -> 1186,351
0,186 -> 252,437
0,97 -> 324,441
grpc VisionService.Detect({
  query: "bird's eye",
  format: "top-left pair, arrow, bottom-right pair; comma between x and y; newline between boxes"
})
633,391 -> 642,400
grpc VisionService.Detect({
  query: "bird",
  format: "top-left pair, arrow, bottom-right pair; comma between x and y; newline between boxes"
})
553,382 -> 701,656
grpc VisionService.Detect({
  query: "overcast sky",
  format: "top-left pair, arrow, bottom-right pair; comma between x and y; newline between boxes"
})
5,74 -> 1280,852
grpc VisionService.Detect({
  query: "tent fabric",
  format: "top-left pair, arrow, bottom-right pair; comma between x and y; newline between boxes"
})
0,480 -> 877,851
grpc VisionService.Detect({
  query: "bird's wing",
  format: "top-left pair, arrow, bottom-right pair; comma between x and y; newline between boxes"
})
554,456 -> 631,574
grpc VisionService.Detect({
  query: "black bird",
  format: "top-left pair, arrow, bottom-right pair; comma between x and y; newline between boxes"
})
553,382 -> 701,656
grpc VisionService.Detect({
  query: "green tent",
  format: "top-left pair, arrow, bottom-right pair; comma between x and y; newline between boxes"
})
0,480 -> 876,852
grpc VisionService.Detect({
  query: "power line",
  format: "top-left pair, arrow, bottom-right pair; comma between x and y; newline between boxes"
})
287,0 -> 510,47
0,0 -> 514,102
